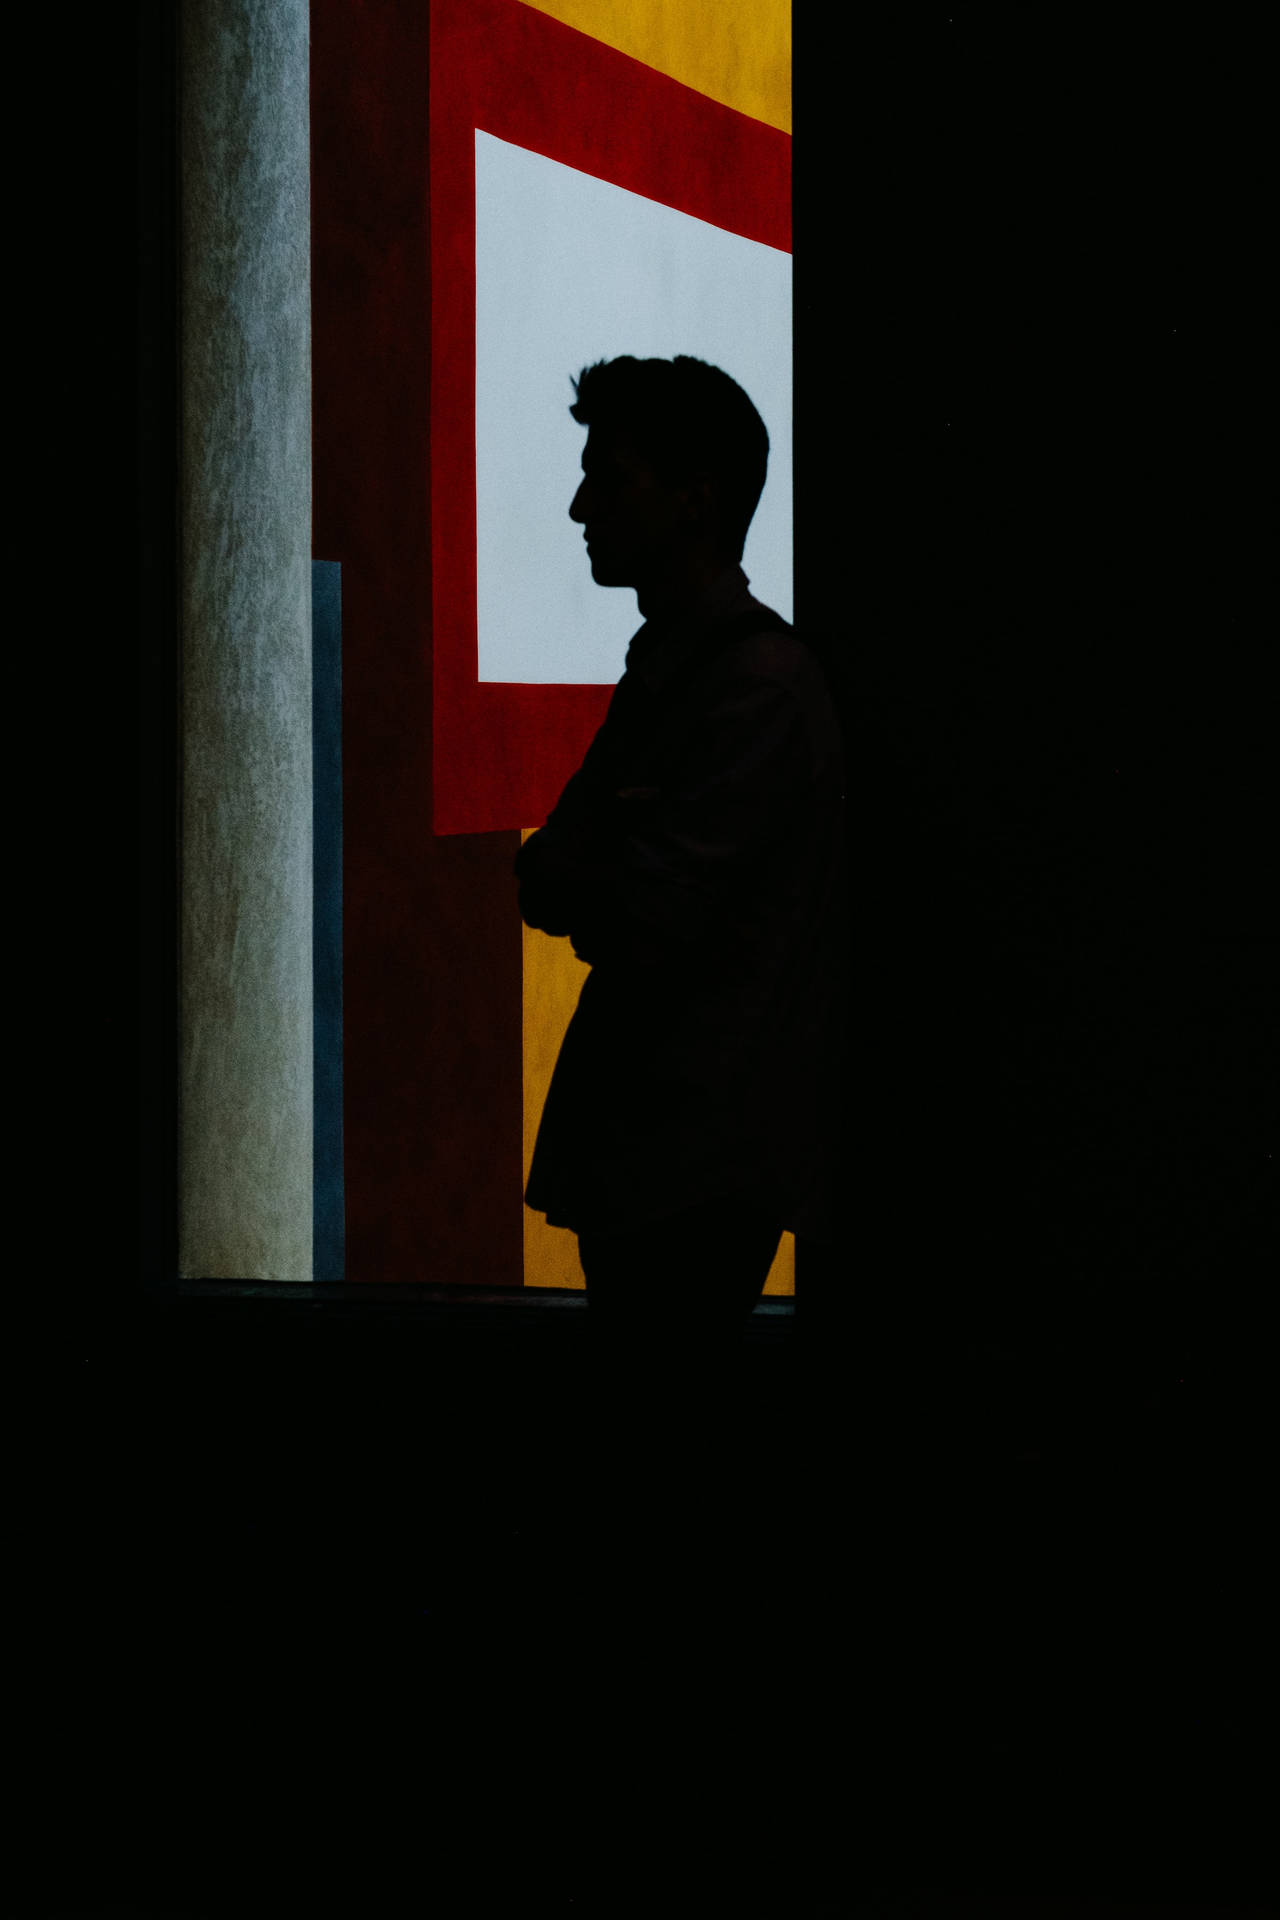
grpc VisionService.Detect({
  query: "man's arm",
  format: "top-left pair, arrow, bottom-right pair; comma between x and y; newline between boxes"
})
518,661 -> 819,968
514,690 -> 631,937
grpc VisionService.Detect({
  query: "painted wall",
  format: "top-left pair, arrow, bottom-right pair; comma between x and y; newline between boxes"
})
312,0 -> 794,1291
474,130 -> 792,686
312,1 -> 524,1286
520,0 -> 791,132
430,0 -> 791,837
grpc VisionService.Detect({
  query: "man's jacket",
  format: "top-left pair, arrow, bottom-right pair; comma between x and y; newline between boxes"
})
516,565 -> 846,1239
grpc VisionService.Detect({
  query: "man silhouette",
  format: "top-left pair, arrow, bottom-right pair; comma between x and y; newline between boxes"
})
516,355 -> 844,1397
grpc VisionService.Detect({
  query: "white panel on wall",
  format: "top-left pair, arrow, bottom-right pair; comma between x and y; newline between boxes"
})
474,129 -> 793,685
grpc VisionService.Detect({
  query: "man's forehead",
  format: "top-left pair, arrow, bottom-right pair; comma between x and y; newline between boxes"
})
581,430 -> 657,478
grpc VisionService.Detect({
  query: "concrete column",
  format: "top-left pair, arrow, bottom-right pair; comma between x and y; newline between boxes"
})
179,0 -> 313,1278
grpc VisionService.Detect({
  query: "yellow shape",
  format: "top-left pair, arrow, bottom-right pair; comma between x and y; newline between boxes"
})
516,0 -> 791,134
763,1229 -> 795,1298
521,834 -> 794,1298
522,847 -> 591,1291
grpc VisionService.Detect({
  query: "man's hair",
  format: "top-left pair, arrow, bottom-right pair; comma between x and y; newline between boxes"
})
569,355 -> 769,562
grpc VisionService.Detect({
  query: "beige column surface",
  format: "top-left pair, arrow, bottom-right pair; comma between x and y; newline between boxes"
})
179,0 -> 313,1278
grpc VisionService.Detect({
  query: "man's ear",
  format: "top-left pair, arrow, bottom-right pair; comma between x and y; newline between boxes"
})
685,471 -> 716,528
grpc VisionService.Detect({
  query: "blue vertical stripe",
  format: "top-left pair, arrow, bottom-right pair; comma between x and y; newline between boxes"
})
313,560 -> 345,1279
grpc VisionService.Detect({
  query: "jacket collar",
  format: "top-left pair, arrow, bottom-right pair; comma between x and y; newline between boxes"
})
624,565 -> 757,693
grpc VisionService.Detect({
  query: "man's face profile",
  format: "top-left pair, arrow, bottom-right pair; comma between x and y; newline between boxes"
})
569,431 -> 689,591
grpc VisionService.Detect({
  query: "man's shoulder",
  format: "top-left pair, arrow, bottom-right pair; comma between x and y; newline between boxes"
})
716,600 -> 792,643
714,603 -> 828,698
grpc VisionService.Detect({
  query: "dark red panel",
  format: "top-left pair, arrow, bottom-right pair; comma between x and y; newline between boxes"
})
311,0 -> 523,1283
430,0 -> 792,835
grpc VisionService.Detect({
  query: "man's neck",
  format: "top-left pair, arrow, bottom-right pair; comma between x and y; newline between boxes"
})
636,553 -> 736,623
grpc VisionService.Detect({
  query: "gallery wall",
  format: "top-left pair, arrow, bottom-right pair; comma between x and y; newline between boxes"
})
310,0 -> 795,1287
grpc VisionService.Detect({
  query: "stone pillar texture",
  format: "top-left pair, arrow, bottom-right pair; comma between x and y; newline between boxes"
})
179,0 -> 313,1278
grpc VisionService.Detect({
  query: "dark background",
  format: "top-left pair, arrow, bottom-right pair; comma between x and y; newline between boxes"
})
18,6 -> 1271,1914
795,14 -> 1272,1910
801,17 -> 1273,1392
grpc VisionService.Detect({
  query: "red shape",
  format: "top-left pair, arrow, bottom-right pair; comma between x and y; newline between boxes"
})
312,0 -> 524,1283
430,0 -> 792,834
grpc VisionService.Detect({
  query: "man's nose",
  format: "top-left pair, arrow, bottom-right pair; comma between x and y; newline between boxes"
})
569,480 -> 589,523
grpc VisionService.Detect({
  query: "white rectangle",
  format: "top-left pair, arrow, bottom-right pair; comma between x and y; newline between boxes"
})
475,129 -> 793,685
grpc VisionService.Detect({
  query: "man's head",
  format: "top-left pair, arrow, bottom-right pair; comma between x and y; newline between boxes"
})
567,356 -> 769,607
